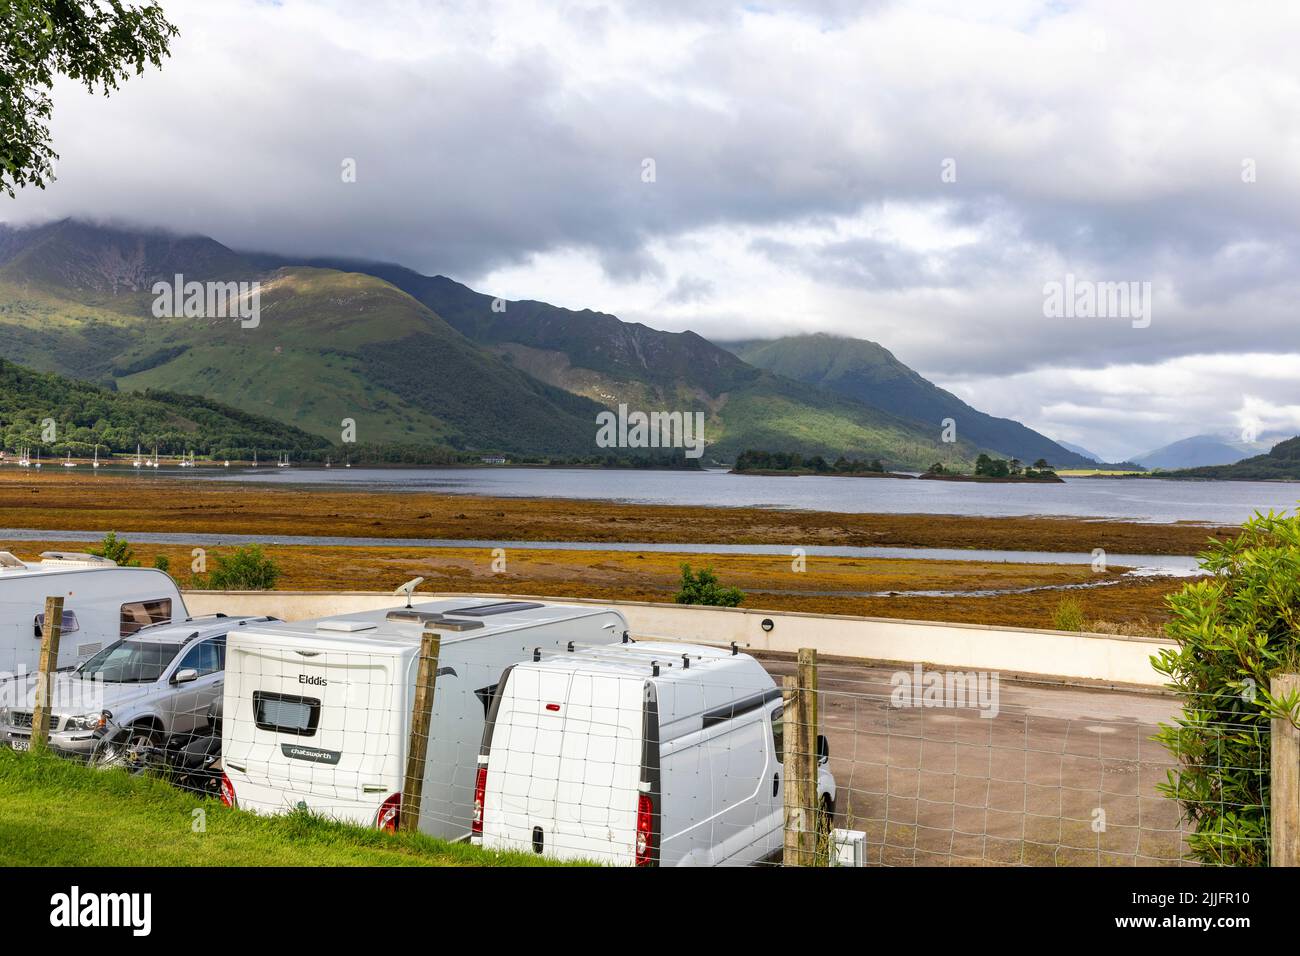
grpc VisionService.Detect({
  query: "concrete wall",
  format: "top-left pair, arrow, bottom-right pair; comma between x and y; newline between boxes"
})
183,590 -> 1174,688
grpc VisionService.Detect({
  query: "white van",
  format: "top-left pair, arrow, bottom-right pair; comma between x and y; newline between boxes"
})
0,551 -> 187,674
473,641 -> 837,866
220,599 -> 630,839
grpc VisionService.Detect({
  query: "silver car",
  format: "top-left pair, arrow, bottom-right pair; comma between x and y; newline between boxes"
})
0,615 -> 274,765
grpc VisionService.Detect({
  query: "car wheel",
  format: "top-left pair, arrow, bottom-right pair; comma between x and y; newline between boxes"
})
97,726 -> 162,774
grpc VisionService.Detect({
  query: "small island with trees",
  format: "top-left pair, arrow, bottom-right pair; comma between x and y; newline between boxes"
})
730,449 -> 907,477
729,448 -> 1064,483
921,455 -> 1063,483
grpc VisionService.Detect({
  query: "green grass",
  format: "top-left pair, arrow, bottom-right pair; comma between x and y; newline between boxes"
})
0,750 -> 578,867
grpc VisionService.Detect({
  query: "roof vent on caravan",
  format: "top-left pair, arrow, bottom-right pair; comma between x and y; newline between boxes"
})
384,609 -> 485,631
38,551 -> 117,568
316,619 -> 379,633
444,601 -> 544,617
0,552 -> 26,571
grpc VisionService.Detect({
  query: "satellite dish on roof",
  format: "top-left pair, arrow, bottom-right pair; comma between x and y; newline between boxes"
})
393,577 -> 425,609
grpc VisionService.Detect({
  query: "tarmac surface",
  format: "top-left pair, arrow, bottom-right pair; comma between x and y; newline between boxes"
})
762,658 -> 1191,866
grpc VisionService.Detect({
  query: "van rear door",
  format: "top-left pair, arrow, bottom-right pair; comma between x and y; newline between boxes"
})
224,639 -> 407,823
483,667 -> 645,864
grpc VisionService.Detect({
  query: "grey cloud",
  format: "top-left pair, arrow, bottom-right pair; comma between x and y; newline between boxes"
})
661,273 -> 715,304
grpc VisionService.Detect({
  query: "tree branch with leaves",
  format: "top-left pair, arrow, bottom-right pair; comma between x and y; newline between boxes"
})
1,0 -> 178,196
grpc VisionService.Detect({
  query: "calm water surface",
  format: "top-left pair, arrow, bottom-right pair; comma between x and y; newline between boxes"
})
136,466 -> 1300,525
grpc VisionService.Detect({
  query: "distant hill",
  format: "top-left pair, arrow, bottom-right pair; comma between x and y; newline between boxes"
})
1136,432 -> 1292,470
1165,436 -> 1300,481
1056,440 -> 1103,462
263,256 -> 989,468
0,220 -> 607,456
0,356 -> 328,457
0,220 -> 1074,468
1136,434 -> 1254,470
724,334 -> 1095,468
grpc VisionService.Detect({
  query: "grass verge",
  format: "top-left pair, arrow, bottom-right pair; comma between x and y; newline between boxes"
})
0,749 -> 578,867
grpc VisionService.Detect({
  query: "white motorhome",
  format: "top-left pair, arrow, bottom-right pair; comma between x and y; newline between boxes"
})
220,599 -> 630,839
473,641 -> 837,867
0,551 -> 187,675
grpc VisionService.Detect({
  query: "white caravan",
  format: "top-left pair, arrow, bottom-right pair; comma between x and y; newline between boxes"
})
220,599 -> 630,839
473,641 -> 837,867
0,551 -> 187,675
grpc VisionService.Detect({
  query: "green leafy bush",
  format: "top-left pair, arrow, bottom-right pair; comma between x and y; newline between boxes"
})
204,546 -> 282,591
1153,510 -> 1300,866
89,532 -> 139,568
674,564 -> 744,607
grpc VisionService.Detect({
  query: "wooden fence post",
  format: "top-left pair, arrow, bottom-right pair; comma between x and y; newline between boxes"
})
1271,673 -> 1300,866
399,629 -> 442,834
783,647 -> 819,866
31,596 -> 65,753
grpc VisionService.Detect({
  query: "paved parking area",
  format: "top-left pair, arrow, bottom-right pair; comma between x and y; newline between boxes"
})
762,659 -> 1190,866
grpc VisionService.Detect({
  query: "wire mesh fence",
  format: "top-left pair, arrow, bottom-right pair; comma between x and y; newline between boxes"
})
772,657 -> 1276,867
0,593 -> 1280,868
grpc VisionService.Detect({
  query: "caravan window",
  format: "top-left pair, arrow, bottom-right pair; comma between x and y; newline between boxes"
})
770,706 -> 784,764
120,599 -> 173,636
254,691 -> 321,737
33,610 -> 80,639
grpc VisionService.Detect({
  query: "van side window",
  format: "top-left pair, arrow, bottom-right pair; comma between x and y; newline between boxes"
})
33,610 -> 80,639
176,637 -> 225,677
120,599 -> 172,636
771,705 -> 784,764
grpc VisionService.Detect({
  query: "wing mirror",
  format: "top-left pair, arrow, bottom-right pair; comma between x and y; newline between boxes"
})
173,668 -> 199,685
817,734 -> 830,763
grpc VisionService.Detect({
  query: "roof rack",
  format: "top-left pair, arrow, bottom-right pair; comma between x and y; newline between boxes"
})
630,634 -> 748,655
528,642 -> 737,675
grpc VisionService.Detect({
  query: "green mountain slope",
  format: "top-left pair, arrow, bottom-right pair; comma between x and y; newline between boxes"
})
2,221 -> 1053,467
725,334 -> 1094,468
285,258 -> 986,467
0,222 -> 605,456
1166,436 -> 1300,480
0,356 -> 328,456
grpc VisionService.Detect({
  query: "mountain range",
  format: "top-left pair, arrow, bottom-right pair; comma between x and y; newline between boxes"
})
0,219 -> 1119,468
1166,436 -> 1300,480
724,334 -> 1095,468
1134,433 -> 1288,470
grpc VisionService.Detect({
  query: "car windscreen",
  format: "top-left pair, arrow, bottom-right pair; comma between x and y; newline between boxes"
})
79,640 -> 183,683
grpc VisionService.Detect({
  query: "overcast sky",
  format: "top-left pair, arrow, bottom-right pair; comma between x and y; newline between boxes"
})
5,0 -> 1300,460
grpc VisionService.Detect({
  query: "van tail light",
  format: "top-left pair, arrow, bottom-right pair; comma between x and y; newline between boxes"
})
376,792 -> 401,832
635,794 -> 654,866
472,766 -> 488,836
219,773 -> 237,808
